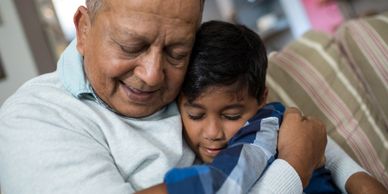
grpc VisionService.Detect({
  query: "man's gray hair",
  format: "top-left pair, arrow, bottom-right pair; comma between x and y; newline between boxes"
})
85,0 -> 205,20
85,0 -> 103,20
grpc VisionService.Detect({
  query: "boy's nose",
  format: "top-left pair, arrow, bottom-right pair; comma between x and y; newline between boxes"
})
203,120 -> 224,141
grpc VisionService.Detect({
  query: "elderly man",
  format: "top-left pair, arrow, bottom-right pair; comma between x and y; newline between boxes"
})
0,0 -> 329,193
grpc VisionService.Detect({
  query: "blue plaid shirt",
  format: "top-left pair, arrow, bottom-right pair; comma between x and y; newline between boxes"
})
164,102 -> 341,194
164,102 -> 283,194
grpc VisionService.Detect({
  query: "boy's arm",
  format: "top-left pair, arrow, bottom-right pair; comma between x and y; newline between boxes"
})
163,103 -> 282,194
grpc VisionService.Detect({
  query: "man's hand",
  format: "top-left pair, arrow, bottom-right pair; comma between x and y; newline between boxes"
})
346,172 -> 388,194
135,183 -> 168,194
277,107 -> 327,188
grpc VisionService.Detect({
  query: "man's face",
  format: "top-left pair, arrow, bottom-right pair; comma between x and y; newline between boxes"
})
75,0 -> 201,117
179,86 -> 264,163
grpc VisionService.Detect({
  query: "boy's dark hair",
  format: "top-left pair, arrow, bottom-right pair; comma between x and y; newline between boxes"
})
181,20 -> 268,103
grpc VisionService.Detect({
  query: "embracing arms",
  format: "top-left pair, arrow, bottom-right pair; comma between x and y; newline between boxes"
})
137,107 -> 328,194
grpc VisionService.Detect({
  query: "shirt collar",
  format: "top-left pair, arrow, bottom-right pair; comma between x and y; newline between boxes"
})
57,39 -> 117,112
58,39 -> 94,99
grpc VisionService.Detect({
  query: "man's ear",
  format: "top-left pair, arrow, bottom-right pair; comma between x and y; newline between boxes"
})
74,6 -> 91,56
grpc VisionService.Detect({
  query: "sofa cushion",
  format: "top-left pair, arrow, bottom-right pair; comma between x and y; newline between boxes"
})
267,29 -> 388,186
336,12 -> 388,135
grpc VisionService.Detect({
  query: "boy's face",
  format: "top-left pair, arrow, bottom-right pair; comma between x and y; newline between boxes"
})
179,85 -> 266,163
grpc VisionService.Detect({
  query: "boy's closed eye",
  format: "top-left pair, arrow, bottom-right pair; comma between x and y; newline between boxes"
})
222,114 -> 242,121
187,113 -> 243,121
188,113 -> 205,121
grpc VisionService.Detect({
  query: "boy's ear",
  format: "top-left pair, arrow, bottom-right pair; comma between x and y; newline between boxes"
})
263,87 -> 269,101
74,6 -> 91,56
259,86 -> 269,106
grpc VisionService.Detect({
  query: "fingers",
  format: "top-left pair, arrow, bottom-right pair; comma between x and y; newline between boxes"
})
284,107 -> 326,133
284,107 -> 317,122
283,107 -> 303,122
317,156 -> 326,168
305,115 -> 327,134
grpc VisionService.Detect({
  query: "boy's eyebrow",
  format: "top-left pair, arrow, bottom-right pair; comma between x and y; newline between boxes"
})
183,102 -> 204,109
221,104 -> 244,111
183,102 -> 244,110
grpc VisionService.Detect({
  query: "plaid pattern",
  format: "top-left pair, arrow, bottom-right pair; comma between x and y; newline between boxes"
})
164,103 -> 282,194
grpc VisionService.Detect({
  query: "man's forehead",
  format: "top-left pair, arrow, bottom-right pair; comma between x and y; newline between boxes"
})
106,0 -> 202,24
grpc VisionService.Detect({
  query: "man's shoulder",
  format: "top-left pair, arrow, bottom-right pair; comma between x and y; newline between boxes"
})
21,71 -> 64,93
1,71 -> 70,110
9,71 -> 65,97
0,71 -> 109,146
0,71 -> 92,126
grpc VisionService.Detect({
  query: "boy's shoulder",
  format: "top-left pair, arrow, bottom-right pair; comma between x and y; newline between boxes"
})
249,102 -> 285,122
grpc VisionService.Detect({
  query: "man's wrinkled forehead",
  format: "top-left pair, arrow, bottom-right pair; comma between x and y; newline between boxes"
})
106,0 -> 203,24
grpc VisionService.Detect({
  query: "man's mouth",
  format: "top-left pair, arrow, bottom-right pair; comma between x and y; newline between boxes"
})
120,81 -> 158,103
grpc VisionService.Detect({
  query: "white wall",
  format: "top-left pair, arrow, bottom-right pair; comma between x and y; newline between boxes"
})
0,0 -> 38,105
202,0 -> 224,22
279,0 -> 311,38
52,0 -> 84,41
214,0 -> 234,21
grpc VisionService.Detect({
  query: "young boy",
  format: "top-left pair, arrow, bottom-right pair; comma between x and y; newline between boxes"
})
181,20 -> 340,194
163,21 -> 387,194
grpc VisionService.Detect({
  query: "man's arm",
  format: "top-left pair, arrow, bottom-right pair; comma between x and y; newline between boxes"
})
136,136 -> 388,194
325,137 -> 388,193
135,184 -> 167,194
136,107 -> 326,194
346,172 -> 388,194
277,107 -> 327,187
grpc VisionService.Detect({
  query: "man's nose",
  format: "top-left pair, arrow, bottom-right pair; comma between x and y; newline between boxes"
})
136,49 -> 165,87
203,119 -> 224,141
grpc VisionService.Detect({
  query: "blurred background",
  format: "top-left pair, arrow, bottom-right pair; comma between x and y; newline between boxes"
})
0,0 -> 388,104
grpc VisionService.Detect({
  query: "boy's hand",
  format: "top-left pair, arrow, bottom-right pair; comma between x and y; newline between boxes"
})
277,107 -> 327,188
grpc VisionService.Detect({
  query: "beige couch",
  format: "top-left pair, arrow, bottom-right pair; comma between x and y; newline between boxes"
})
267,12 -> 388,187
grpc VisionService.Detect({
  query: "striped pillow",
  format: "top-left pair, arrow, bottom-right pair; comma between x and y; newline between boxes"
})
336,12 -> 388,135
267,30 -> 388,187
